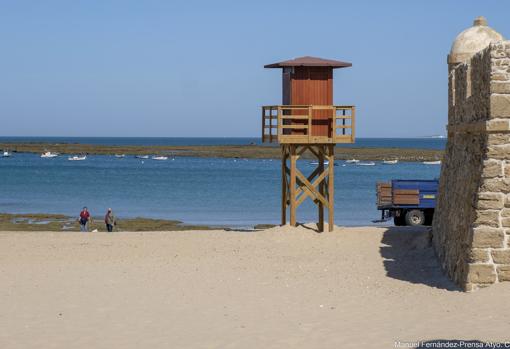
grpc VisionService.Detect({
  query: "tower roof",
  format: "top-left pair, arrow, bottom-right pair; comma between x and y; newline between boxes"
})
449,16 -> 504,64
264,56 -> 352,69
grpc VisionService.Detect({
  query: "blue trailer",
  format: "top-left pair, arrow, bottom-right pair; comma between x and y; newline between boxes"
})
376,179 -> 439,226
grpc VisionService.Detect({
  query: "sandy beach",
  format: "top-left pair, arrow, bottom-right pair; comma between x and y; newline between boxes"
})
1,225 -> 509,349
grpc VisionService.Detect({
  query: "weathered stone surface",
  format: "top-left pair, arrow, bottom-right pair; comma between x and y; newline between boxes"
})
491,82 -> 510,94
487,145 -> 510,160
472,227 -> 504,248
434,38 -> 510,291
496,265 -> 510,281
490,95 -> 510,117
481,160 -> 502,178
466,264 -> 497,283
468,249 -> 490,263
474,210 -> 500,227
486,119 -> 510,131
491,249 -> 510,264
476,192 -> 504,209
501,218 -> 510,227
488,133 -> 510,145
480,178 -> 510,192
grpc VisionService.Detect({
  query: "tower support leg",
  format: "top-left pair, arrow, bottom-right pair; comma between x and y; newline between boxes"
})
280,144 -> 336,232
281,145 -> 288,225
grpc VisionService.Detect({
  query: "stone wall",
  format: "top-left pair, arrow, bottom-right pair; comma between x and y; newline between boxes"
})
433,41 -> 510,291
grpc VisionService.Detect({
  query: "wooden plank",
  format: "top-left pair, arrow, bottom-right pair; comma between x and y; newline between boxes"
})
290,145 -> 297,226
318,146 -> 324,232
328,145 -> 334,232
281,125 -> 309,129
281,146 -> 287,225
280,115 -> 309,120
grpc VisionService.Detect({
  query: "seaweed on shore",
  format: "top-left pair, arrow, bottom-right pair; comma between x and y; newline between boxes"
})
0,142 -> 443,161
0,213 -> 217,232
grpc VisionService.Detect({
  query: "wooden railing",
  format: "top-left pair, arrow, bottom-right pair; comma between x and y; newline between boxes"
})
261,105 -> 355,144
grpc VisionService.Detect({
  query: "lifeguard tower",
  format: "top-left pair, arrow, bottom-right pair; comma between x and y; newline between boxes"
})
262,56 -> 355,231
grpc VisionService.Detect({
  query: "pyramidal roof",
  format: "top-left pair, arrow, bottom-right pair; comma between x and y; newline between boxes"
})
264,56 -> 352,69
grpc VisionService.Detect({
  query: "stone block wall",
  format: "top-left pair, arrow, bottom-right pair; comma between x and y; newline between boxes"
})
433,42 -> 510,291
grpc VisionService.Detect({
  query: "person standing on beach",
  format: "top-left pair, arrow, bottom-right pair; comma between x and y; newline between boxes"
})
104,208 -> 116,232
79,207 -> 91,232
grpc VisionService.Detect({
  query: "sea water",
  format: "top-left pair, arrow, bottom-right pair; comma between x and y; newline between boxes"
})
0,137 -> 443,228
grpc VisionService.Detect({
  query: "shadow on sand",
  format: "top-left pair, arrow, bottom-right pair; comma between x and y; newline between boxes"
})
380,226 -> 459,291
416,340 -> 506,348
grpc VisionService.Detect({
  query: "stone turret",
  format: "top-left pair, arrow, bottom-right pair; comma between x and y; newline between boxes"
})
433,17 -> 510,291
448,16 -> 503,67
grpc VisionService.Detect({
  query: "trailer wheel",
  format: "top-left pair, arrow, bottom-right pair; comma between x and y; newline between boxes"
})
405,210 -> 425,226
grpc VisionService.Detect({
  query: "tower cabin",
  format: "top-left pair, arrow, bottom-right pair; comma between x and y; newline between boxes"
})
262,56 -> 356,232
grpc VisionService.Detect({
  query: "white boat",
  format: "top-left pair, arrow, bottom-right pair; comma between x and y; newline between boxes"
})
115,154 -> 125,158
152,156 -> 168,161
356,161 -> 376,166
345,159 -> 359,163
423,160 -> 441,165
310,160 -> 330,165
383,159 -> 398,165
135,155 -> 149,159
68,155 -> 87,161
41,151 -> 58,158
2,151 -> 12,157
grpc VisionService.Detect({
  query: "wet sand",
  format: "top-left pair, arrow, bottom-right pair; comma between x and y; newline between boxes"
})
0,225 -> 508,348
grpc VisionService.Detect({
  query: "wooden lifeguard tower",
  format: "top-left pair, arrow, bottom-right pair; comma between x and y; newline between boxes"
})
262,56 -> 355,232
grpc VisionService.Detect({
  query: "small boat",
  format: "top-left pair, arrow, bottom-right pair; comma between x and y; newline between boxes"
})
152,156 -> 168,161
383,159 -> 398,165
356,161 -> 376,166
309,160 -> 339,167
41,151 -> 58,158
135,155 -> 149,159
345,159 -> 359,164
115,154 -> 126,158
2,151 -> 12,157
423,160 -> 441,165
68,155 -> 87,161
310,160 -> 330,165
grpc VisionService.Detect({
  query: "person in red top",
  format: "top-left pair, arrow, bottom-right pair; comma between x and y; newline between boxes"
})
79,207 -> 91,232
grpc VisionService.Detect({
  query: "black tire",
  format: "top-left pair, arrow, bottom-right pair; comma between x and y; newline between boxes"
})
405,209 -> 425,226
394,215 -> 405,226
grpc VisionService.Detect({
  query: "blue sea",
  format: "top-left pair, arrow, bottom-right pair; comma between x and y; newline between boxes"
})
0,137 -> 444,228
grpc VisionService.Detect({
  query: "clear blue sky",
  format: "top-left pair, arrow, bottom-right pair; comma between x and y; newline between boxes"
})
1,0 -> 508,137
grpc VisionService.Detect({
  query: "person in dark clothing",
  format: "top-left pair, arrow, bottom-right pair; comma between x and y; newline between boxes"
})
79,207 -> 91,232
104,208 -> 116,232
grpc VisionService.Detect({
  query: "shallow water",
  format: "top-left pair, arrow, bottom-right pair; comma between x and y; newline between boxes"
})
0,152 -> 440,228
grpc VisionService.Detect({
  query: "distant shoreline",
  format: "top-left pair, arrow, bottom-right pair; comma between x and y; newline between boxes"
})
0,142 -> 443,161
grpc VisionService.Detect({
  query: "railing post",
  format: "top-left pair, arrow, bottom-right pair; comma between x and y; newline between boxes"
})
351,106 -> 356,142
261,107 -> 265,143
308,105 -> 313,142
269,107 -> 273,143
277,106 -> 282,141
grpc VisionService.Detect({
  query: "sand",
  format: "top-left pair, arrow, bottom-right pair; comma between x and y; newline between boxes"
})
0,225 -> 509,349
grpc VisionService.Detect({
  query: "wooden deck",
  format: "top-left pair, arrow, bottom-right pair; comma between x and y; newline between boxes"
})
262,105 -> 355,144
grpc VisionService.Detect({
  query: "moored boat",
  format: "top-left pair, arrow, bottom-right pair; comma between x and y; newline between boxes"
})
423,160 -> 441,165
68,155 -> 87,161
41,151 -> 58,158
345,159 -> 359,163
135,155 -> 149,159
152,156 -> 168,161
356,161 -> 376,166
383,159 -> 398,165
2,151 -> 12,157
